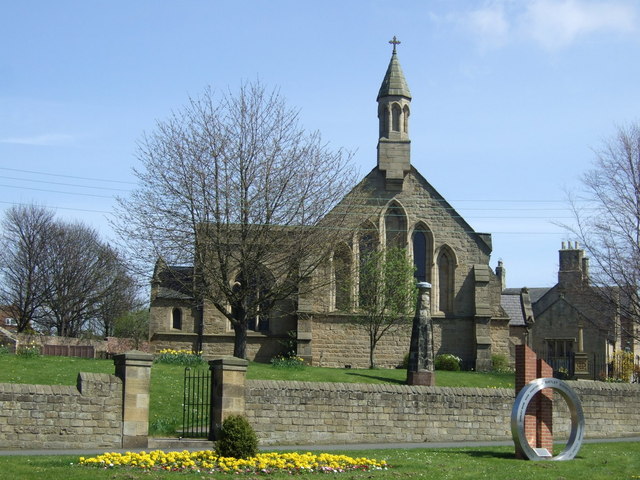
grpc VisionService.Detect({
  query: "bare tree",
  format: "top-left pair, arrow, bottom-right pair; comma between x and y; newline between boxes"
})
351,247 -> 417,369
93,248 -> 142,337
115,82 -> 357,359
567,121 -> 640,343
38,222 -> 135,337
0,204 -> 54,332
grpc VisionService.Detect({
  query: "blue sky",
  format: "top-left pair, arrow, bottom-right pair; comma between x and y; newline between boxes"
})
1,0 -> 639,288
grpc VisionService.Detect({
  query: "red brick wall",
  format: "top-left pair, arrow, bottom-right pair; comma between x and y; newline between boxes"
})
515,345 -> 553,458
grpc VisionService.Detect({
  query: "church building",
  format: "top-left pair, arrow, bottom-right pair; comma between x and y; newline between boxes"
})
149,40 -> 517,370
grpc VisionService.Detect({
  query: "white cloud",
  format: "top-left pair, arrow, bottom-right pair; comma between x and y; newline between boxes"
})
0,133 -> 75,146
466,2 -> 511,48
459,0 -> 638,50
523,0 -> 637,49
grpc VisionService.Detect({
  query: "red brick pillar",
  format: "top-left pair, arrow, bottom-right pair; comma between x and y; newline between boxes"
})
515,345 -> 553,459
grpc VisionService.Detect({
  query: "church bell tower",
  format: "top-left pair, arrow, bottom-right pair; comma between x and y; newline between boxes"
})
377,36 -> 412,191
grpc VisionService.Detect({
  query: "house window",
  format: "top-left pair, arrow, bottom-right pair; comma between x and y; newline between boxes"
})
547,339 -> 574,359
172,308 -> 182,330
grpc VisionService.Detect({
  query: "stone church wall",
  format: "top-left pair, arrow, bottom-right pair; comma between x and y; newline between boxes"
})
309,314 -> 478,369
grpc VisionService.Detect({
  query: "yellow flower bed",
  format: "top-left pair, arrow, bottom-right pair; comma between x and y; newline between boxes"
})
158,348 -> 203,355
79,450 -> 389,474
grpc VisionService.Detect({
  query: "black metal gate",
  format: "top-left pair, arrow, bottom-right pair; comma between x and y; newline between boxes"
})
182,367 -> 211,438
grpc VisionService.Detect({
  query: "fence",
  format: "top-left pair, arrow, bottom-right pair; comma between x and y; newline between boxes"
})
182,367 -> 211,438
537,348 -> 640,383
42,344 -> 95,358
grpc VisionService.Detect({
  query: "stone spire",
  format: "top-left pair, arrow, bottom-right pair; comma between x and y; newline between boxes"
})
377,36 -> 411,191
377,37 -> 412,101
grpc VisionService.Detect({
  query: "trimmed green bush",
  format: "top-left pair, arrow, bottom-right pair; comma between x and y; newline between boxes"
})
216,415 -> 258,459
435,353 -> 461,371
491,354 -> 513,373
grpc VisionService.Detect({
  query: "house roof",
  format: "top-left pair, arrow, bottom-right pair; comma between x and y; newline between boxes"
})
502,287 -> 550,304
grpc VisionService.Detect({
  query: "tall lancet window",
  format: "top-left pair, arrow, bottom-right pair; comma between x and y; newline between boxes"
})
333,242 -> 352,311
378,104 -> 389,138
391,104 -> 402,132
385,202 -> 407,249
412,224 -> 432,283
437,246 -> 455,314
403,105 -> 410,134
358,223 -> 378,308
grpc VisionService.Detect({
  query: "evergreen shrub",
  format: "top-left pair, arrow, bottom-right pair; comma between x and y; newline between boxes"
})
216,415 -> 258,459
434,353 -> 461,371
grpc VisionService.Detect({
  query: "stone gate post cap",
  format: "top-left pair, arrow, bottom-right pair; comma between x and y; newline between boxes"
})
113,350 -> 154,363
208,356 -> 249,368
417,282 -> 432,289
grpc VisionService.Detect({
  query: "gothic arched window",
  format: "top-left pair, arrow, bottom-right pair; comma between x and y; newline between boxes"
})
385,202 -> 407,249
172,308 -> 182,330
358,223 -> 378,308
233,266 -> 274,333
437,246 -> 455,314
333,242 -> 352,311
412,224 -> 433,283
392,104 -> 402,132
402,105 -> 410,133
378,104 -> 389,138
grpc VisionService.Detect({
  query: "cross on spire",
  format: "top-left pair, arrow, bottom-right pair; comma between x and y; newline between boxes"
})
389,36 -> 401,53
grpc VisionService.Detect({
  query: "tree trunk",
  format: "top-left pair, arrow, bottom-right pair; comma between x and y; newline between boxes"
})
369,336 -> 377,369
233,318 -> 248,359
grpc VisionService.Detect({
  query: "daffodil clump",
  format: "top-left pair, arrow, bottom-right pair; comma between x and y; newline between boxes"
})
79,450 -> 389,474
154,348 -> 205,366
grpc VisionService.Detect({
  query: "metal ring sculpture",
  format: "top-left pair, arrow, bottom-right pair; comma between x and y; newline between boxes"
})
511,377 -> 585,461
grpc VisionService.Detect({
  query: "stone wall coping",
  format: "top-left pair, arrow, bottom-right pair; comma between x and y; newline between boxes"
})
78,372 -> 122,384
569,380 -> 640,392
0,382 -> 78,396
246,379 -> 514,398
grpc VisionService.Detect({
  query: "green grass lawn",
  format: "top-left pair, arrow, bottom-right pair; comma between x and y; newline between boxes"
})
0,443 -> 639,480
0,353 -> 514,436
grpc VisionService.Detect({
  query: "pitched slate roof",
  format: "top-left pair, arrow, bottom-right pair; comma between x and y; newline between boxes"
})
154,265 -> 194,300
502,287 -> 550,304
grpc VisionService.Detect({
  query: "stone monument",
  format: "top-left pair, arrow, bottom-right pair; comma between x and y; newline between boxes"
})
407,282 -> 436,386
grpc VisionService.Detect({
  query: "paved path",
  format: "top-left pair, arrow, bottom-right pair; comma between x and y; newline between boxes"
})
0,436 -> 638,457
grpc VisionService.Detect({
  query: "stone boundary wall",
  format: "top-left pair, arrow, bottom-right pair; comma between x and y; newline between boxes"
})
245,380 -> 640,446
0,373 -> 123,449
553,381 -> 640,439
0,329 -> 151,358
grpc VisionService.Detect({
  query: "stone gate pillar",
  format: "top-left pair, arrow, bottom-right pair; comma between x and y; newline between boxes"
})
114,350 -> 153,448
515,345 -> 553,459
209,356 -> 248,440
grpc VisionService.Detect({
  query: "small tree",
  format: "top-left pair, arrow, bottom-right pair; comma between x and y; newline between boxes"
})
113,309 -> 150,349
353,247 -> 417,369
